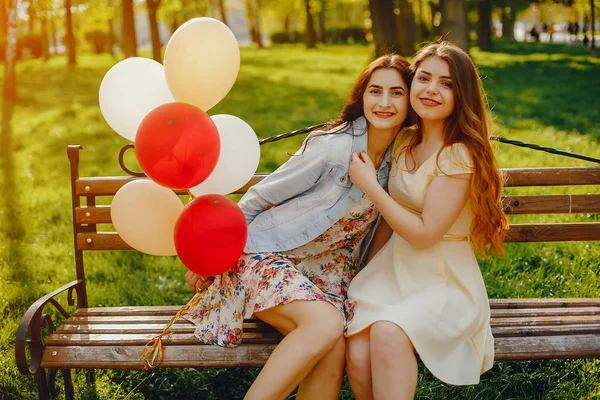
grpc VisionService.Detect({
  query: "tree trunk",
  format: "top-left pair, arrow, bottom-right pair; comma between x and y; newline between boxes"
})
122,0 -> 137,57
41,17 -> 50,60
27,2 -> 35,33
65,0 -> 76,65
245,0 -> 263,47
218,0 -> 228,25
440,0 -> 469,53
1,0 -> 7,42
476,0 -> 492,50
501,7 -> 515,40
369,0 -> 400,57
396,0 -> 415,56
147,0 -> 161,62
590,0 -> 596,57
318,0 -> 326,43
3,0 -> 17,100
304,0 -> 316,48
50,19 -> 58,55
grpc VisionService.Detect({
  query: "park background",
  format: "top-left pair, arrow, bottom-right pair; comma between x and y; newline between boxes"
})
1,0 -> 600,399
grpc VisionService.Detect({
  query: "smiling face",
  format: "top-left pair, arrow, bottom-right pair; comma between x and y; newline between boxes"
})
362,68 -> 409,134
410,56 -> 455,123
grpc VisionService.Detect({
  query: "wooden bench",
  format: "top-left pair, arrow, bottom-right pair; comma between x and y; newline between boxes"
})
16,144 -> 600,399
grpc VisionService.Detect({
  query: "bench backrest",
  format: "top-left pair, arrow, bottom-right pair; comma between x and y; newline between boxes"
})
67,145 -> 600,304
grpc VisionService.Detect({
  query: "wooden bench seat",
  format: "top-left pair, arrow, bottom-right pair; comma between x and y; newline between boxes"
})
40,298 -> 600,371
15,145 -> 600,399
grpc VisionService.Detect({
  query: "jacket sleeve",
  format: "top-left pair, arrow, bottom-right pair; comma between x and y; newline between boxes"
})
238,133 -> 329,225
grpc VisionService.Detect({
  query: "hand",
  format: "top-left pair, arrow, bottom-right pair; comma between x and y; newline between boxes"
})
185,270 -> 214,293
349,152 -> 378,194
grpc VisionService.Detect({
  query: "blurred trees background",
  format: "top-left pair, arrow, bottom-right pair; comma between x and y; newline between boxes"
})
2,0 -> 599,99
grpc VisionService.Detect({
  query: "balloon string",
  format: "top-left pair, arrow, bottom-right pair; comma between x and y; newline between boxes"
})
140,294 -> 203,369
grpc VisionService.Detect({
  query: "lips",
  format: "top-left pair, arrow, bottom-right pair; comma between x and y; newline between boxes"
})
420,97 -> 441,106
373,111 -> 395,118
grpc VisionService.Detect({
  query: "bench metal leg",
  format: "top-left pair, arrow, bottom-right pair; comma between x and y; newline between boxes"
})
35,368 -> 50,400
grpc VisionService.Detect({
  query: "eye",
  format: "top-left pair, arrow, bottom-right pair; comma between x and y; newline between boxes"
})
418,76 -> 428,82
442,81 -> 453,88
369,89 -> 381,94
392,91 -> 404,96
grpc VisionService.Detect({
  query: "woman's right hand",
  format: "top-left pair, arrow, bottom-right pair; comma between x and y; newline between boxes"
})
185,270 -> 214,293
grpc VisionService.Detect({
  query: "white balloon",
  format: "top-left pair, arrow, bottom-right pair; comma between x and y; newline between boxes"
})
190,115 -> 260,196
99,57 -> 174,141
164,18 -> 240,111
111,179 -> 183,256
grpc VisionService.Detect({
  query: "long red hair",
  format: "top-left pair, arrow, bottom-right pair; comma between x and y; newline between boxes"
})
404,41 -> 507,257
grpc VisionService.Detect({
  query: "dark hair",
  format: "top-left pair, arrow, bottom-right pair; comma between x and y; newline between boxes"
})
298,54 -> 412,154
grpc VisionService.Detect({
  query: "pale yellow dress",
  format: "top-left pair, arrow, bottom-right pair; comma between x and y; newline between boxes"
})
346,142 -> 494,385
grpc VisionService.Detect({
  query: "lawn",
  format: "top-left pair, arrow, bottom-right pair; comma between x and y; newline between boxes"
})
0,41 -> 599,399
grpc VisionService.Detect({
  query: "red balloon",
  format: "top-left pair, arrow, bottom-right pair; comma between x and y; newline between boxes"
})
135,102 -> 220,189
174,194 -> 247,276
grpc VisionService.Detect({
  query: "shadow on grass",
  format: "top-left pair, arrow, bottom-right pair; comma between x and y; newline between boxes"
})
480,55 -> 600,142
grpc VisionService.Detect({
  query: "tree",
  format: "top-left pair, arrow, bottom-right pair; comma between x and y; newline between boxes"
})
318,0 -> 326,43
3,0 -> 17,100
66,0 -> 77,64
477,0 -> 492,50
440,0 -> 469,53
396,0 -> 416,56
147,0 -> 162,62
304,0 -> 316,48
122,0 -> 137,57
369,0 -> 400,56
245,0 -> 263,47
218,0 -> 228,24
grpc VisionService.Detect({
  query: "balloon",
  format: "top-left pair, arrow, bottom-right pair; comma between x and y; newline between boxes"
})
164,17 -> 240,111
111,179 -> 183,256
174,194 -> 247,276
135,102 -> 220,190
189,115 -> 260,196
99,57 -> 174,141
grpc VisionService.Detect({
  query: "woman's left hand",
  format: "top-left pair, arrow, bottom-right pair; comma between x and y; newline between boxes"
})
349,152 -> 379,194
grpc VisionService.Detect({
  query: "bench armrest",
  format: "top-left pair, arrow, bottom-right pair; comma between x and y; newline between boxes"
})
15,279 -> 85,375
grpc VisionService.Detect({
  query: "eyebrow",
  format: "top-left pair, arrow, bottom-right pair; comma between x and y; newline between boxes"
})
419,70 -> 452,80
368,84 -> 406,90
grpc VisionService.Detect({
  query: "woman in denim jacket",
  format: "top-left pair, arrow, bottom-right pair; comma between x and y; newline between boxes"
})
183,54 -> 412,400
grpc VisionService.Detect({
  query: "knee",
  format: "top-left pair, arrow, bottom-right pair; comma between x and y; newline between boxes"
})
370,321 -> 414,357
346,335 -> 371,380
303,303 -> 344,351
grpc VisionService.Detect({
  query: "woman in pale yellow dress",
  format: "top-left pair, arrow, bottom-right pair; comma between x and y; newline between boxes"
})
345,41 -> 508,399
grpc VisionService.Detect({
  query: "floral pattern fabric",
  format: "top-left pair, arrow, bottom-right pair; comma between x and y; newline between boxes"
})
182,195 -> 378,348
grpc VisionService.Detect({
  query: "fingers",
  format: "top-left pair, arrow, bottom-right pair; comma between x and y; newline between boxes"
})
184,271 -> 214,293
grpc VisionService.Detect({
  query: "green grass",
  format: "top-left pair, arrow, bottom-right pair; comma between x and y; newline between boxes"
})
1,41 -> 599,399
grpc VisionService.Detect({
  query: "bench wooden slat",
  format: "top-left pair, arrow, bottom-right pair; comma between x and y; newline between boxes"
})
76,222 -> 600,251
502,167 -> 600,187
73,168 -> 600,197
501,194 -> 600,214
492,324 -> 600,337
503,223 -> 600,242
494,334 -> 600,360
491,315 -> 600,327
489,298 -> 600,308
41,344 -> 278,369
491,307 -> 600,318
74,194 -> 600,225
46,332 -> 283,346
40,332 -> 600,369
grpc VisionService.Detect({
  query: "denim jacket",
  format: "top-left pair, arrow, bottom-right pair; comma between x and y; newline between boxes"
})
239,116 -> 391,261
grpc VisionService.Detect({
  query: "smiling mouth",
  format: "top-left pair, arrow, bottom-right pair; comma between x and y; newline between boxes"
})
374,111 -> 395,118
420,98 -> 441,106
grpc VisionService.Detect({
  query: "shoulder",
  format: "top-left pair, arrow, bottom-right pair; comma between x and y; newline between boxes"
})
392,126 -> 417,157
436,142 -> 474,176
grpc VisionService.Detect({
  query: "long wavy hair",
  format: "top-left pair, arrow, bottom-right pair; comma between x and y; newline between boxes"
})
402,41 -> 507,257
328,54 -> 412,131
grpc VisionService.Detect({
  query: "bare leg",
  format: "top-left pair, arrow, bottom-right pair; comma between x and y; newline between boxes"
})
370,321 -> 418,400
244,300 -> 344,400
296,335 -> 346,400
346,329 -> 374,400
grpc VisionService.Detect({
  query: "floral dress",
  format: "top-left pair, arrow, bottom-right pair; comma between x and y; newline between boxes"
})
182,195 -> 379,347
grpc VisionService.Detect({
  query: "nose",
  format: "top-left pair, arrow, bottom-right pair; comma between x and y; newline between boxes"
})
426,81 -> 438,94
378,93 -> 391,107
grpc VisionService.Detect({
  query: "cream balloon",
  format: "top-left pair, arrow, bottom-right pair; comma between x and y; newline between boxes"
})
99,57 -> 175,141
189,115 -> 260,196
111,179 -> 183,256
163,18 -> 240,111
